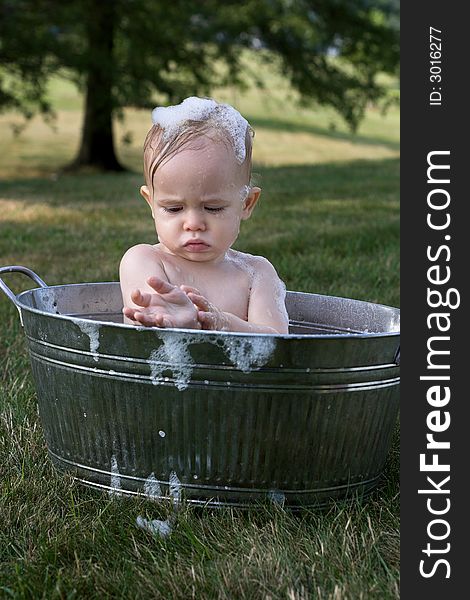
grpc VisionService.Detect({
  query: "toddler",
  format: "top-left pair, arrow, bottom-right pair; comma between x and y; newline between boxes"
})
120,97 -> 289,334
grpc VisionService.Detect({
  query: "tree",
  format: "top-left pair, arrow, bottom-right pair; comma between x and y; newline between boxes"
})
0,0 -> 399,171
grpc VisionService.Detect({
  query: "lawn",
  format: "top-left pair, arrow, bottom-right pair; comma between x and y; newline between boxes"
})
0,70 -> 399,599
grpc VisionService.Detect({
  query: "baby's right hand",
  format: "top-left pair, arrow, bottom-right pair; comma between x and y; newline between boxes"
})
123,276 -> 201,329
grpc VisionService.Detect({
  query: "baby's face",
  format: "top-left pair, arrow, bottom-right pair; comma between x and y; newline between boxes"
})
143,136 -> 260,262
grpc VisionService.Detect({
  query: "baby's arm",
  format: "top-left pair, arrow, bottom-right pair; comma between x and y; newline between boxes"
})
120,245 -> 200,328
184,257 -> 289,334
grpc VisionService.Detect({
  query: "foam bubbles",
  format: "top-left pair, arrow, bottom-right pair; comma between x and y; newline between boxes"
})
152,97 -> 217,131
225,249 -> 255,284
144,472 -> 162,499
273,278 -> 289,323
219,336 -> 276,373
109,455 -> 122,497
148,333 -> 197,390
169,470 -> 182,505
151,96 -> 249,163
136,516 -> 173,538
267,490 -> 285,505
76,320 -> 100,362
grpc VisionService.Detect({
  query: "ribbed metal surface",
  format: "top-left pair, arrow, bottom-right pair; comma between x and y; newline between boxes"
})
13,282 -> 399,508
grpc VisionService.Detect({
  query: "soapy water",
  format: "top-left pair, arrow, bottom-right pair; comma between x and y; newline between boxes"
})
169,470 -> 182,505
267,490 -> 286,505
221,336 -> 276,374
144,472 -> 163,499
136,515 -> 173,538
151,97 -> 249,164
148,334 -> 199,390
112,465 -> 179,537
148,328 -> 277,388
142,470 -> 181,504
109,455 -> 122,497
136,471 -> 181,538
75,319 -> 100,362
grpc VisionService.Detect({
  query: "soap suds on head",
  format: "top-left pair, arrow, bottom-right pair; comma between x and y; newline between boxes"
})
152,97 -> 217,133
76,319 -> 100,362
151,96 -> 250,164
148,333 -> 198,390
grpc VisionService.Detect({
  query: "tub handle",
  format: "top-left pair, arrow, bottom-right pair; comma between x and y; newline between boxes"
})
0,266 -> 48,308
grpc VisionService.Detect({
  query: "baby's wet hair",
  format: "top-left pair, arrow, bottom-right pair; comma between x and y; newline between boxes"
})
143,106 -> 254,196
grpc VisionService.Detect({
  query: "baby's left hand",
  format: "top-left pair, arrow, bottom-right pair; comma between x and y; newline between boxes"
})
180,286 -> 229,331
123,277 -> 200,329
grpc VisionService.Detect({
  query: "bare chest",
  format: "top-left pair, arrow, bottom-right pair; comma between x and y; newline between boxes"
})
163,261 -> 252,320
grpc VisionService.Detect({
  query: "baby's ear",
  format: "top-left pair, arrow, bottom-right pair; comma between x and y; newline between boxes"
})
241,187 -> 261,220
140,185 -> 154,216
140,185 -> 151,206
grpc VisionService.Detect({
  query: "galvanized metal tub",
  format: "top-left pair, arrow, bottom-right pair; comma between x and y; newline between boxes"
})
0,266 -> 400,508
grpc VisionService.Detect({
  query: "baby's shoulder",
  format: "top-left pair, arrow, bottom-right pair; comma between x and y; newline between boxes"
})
230,250 -> 277,277
120,243 -> 163,268
230,250 -> 279,281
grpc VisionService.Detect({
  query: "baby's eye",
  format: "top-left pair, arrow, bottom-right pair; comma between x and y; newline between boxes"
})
162,206 -> 183,213
205,206 -> 225,213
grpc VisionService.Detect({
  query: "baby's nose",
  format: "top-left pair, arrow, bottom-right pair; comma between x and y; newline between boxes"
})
183,209 -> 206,231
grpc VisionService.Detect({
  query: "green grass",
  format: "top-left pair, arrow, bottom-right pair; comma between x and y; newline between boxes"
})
0,70 -> 399,598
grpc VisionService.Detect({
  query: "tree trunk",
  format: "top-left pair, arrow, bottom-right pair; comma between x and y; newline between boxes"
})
68,1 -> 124,171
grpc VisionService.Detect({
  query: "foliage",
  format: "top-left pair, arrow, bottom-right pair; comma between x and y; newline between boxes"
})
0,0 -> 399,138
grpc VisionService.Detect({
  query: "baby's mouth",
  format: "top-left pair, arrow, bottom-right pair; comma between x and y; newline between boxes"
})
184,239 -> 210,251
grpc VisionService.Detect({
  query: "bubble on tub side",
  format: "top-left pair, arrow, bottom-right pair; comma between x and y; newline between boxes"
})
169,470 -> 182,505
148,333 -> 198,390
136,515 -> 173,538
76,319 -> 100,362
37,327 -> 48,342
267,490 -> 285,506
219,335 -> 276,373
144,472 -> 163,499
109,455 -> 122,497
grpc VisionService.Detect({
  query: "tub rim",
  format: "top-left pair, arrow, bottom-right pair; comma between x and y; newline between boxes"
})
14,281 -> 400,341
